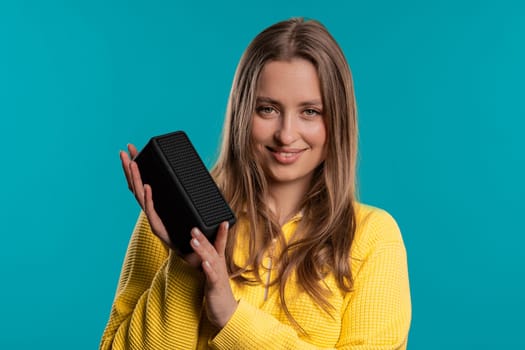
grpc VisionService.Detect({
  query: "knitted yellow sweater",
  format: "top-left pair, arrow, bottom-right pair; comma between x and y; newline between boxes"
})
100,203 -> 411,349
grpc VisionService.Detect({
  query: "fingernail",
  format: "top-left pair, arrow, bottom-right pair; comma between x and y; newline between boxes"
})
224,222 -> 229,230
204,260 -> 210,268
192,228 -> 201,237
191,238 -> 200,247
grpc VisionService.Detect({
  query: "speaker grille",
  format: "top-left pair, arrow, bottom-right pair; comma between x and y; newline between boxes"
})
156,133 -> 233,226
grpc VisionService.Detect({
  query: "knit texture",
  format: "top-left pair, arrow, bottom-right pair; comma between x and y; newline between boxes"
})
100,203 -> 411,349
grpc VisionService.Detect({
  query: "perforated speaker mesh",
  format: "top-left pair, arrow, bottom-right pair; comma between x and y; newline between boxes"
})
156,132 -> 234,226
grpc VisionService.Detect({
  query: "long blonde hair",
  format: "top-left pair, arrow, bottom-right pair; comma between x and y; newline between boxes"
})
212,18 -> 358,331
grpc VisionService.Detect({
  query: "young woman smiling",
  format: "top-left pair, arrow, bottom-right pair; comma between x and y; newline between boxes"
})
101,18 -> 411,349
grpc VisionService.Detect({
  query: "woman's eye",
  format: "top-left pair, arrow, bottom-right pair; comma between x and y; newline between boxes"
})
304,109 -> 321,117
257,106 -> 277,115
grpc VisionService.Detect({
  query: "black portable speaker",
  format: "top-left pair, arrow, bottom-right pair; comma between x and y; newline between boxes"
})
134,131 -> 236,254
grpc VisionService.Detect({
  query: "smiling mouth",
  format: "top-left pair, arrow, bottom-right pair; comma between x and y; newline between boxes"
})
266,146 -> 306,163
275,151 -> 296,158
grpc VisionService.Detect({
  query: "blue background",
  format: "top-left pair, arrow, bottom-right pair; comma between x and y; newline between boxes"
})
1,0 -> 524,348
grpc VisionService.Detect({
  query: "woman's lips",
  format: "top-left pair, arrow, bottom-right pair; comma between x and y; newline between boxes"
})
267,146 -> 305,164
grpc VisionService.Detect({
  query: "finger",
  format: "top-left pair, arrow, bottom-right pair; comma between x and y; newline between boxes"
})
190,228 -> 218,263
129,160 -> 145,208
128,143 -> 139,159
143,184 -> 171,246
120,150 -> 134,192
214,222 -> 229,258
191,228 -> 213,252
126,143 -> 139,194
190,228 -> 227,284
201,260 -> 217,282
198,255 -> 220,284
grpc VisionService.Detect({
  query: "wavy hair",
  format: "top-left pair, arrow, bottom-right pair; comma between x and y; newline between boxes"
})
211,17 -> 358,332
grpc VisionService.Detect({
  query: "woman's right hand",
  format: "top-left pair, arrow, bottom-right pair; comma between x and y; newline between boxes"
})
120,144 -> 202,268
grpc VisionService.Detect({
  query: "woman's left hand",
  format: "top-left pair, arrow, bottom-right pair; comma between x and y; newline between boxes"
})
190,222 -> 238,328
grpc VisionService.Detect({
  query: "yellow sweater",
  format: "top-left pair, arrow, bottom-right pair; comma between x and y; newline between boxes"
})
100,203 -> 411,349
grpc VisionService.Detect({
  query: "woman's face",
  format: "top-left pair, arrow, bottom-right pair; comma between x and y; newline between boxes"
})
251,58 -> 327,188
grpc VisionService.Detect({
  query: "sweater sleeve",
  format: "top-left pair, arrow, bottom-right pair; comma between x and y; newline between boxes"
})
99,212 -> 206,350
208,208 -> 411,350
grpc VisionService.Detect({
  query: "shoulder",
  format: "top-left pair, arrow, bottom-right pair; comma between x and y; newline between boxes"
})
351,203 -> 405,260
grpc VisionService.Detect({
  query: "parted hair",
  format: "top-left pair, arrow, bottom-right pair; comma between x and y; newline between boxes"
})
211,17 -> 358,331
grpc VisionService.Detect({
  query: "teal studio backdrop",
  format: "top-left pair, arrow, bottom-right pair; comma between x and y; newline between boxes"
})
1,0 -> 523,348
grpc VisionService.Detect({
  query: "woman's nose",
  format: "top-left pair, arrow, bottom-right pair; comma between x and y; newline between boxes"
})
274,114 -> 297,145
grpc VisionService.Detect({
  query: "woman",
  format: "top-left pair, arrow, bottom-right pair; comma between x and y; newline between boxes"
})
100,18 -> 411,349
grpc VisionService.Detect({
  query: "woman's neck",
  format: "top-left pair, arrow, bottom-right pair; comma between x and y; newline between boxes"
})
267,178 -> 311,226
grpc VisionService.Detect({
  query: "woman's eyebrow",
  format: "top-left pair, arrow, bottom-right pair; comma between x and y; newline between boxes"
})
256,96 -> 323,107
256,96 -> 280,104
298,100 -> 323,107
